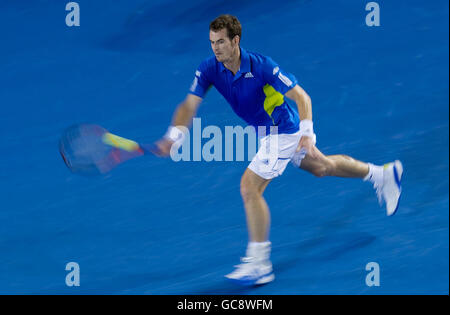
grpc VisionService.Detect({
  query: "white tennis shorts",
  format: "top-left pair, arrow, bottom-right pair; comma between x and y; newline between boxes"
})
248,130 -> 316,180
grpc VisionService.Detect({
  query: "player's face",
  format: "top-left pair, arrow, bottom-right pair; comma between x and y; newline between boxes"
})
210,29 -> 238,63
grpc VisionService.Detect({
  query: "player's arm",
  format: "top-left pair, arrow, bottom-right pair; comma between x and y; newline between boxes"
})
285,84 -> 312,121
286,84 -> 317,155
172,93 -> 203,127
152,59 -> 211,157
152,94 -> 203,157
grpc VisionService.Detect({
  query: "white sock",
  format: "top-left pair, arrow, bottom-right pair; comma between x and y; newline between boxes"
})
247,241 -> 271,261
364,163 -> 383,185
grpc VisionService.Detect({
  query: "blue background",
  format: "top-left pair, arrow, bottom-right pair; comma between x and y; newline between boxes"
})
0,0 -> 448,294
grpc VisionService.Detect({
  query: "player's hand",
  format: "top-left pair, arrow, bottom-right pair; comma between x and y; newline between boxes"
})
296,136 -> 317,158
151,138 -> 174,157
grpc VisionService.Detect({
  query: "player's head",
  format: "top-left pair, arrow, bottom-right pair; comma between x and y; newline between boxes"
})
209,15 -> 241,63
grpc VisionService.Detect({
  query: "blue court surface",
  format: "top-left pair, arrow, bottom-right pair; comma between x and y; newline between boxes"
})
0,0 -> 448,295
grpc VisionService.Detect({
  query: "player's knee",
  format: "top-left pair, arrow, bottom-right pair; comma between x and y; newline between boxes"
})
311,160 -> 336,177
240,175 -> 260,202
311,166 -> 327,177
240,183 -> 257,202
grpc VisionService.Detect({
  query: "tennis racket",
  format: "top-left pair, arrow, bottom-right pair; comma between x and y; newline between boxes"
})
59,124 -> 154,175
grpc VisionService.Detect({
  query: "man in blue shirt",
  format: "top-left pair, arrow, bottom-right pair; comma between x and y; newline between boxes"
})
153,15 -> 403,286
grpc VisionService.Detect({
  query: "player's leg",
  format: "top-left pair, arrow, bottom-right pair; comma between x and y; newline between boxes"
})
326,154 -> 372,177
295,145 -> 403,216
225,132 -> 301,286
240,168 -> 271,242
297,146 -> 369,179
225,168 -> 274,286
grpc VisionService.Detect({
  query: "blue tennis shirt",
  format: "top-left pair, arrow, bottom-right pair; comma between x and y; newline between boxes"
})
188,47 -> 300,134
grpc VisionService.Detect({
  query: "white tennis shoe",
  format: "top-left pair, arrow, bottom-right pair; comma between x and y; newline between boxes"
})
225,242 -> 275,286
374,160 -> 403,216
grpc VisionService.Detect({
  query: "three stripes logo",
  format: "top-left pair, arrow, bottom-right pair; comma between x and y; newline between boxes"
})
273,66 -> 292,87
190,70 -> 201,92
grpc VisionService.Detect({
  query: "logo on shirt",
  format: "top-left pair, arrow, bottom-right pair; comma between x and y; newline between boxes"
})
244,72 -> 254,78
273,67 -> 279,75
278,72 -> 293,87
190,77 -> 198,92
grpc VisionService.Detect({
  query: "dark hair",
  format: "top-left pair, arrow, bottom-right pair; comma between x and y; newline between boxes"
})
210,15 -> 242,43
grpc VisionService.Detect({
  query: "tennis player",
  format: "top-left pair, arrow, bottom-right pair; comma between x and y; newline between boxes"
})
152,15 -> 403,286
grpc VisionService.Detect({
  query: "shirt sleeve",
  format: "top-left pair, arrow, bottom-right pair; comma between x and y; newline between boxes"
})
261,56 -> 298,95
188,60 -> 212,98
